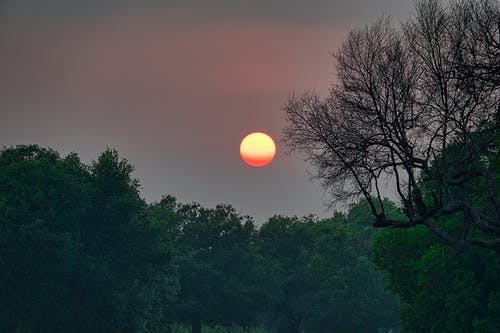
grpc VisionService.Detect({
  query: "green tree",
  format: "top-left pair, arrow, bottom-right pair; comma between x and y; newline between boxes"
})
373,225 -> 500,332
0,145 -> 91,332
257,215 -> 316,333
305,202 -> 400,332
150,197 -> 273,333
258,206 -> 399,333
0,145 -> 178,332
372,141 -> 500,331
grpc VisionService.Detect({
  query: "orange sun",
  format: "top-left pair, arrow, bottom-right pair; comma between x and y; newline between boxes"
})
240,132 -> 276,167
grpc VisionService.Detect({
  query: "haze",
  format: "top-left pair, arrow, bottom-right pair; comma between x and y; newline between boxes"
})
0,0 -> 414,223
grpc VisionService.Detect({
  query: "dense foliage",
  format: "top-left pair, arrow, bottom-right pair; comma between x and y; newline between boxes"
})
257,209 -> 399,333
372,138 -> 500,332
373,225 -> 500,333
0,145 -> 399,333
0,145 -> 178,332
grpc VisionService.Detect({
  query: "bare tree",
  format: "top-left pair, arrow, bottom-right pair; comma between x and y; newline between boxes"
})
283,0 -> 500,251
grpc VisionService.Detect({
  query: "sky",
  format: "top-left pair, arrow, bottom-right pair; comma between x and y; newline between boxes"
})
0,0 -> 414,224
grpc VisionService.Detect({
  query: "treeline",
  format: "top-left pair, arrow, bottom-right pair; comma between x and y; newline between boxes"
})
2,144 -> 499,333
0,145 -> 398,333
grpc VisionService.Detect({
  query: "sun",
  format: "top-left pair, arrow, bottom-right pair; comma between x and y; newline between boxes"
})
240,132 -> 276,167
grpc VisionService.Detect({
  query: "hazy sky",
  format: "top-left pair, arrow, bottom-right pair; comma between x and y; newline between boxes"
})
0,0 -> 414,223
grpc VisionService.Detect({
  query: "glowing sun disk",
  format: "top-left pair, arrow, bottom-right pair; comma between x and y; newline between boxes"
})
240,132 -> 276,167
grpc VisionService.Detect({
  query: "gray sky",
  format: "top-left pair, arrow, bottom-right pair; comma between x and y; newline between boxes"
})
0,0 -> 414,223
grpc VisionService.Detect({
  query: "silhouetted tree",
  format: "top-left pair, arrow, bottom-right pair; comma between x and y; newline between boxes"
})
283,0 -> 499,251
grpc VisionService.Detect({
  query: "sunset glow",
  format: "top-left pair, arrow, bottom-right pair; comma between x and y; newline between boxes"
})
240,132 -> 276,167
